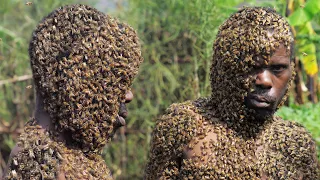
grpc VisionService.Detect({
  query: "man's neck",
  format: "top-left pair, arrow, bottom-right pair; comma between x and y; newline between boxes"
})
34,92 -> 68,143
34,93 -> 52,130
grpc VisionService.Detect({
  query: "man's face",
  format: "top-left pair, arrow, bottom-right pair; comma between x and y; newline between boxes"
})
244,45 -> 292,118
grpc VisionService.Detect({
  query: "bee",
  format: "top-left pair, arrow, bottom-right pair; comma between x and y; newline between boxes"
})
76,103 -> 83,109
26,85 -> 32,89
25,2 -> 33,6
11,170 -> 18,178
13,159 -> 18,166
49,148 -> 54,155
29,149 -> 35,158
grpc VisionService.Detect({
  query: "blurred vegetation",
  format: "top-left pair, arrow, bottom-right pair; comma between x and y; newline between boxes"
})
0,0 -> 319,179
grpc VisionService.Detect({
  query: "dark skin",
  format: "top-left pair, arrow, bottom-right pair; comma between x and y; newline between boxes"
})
183,45 -> 298,179
245,44 -> 292,119
4,90 -> 133,179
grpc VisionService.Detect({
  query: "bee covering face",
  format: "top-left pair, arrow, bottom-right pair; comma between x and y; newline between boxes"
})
209,7 -> 294,121
29,4 -> 143,153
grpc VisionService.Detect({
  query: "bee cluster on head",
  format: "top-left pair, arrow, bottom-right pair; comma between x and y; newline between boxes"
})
208,7 -> 294,124
29,4 -> 143,152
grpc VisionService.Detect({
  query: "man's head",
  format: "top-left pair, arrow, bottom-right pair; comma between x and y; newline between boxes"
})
29,4 -> 143,153
210,7 -> 294,121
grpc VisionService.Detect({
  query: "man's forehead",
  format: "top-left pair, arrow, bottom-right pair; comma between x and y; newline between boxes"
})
253,45 -> 290,65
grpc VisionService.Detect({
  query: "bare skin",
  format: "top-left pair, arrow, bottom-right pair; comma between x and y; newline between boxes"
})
3,91 -> 133,179
244,45 -> 292,119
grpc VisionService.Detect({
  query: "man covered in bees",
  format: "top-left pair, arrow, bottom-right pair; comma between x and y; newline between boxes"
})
144,7 -> 319,179
3,4 -> 143,180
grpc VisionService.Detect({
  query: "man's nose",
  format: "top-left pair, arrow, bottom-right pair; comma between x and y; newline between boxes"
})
125,90 -> 133,103
255,70 -> 272,89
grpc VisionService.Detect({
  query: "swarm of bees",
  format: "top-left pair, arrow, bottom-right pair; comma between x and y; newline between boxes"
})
145,7 -> 319,179
5,121 -> 60,179
5,119 -> 113,179
5,4 -> 143,179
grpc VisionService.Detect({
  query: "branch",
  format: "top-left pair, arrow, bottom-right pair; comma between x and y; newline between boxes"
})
0,75 -> 32,86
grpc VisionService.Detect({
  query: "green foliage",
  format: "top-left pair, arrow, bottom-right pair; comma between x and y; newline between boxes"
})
288,0 -> 319,76
288,0 -> 320,26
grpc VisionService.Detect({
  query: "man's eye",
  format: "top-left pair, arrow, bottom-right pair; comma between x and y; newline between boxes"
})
271,65 -> 287,73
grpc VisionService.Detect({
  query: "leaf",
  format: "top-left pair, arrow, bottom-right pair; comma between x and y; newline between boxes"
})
304,0 -> 320,15
288,0 -> 320,26
298,42 -> 318,76
288,8 -> 312,26
299,21 -> 316,34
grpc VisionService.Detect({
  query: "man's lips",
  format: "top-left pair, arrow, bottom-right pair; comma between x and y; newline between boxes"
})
252,94 -> 271,103
114,103 -> 128,127
247,94 -> 272,109
115,114 -> 126,126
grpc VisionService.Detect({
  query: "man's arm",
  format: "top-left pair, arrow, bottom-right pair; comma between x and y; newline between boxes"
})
144,102 -> 197,179
285,121 -> 320,179
299,131 -> 320,179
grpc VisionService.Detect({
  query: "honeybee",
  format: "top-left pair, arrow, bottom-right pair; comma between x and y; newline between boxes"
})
11,170 -> 18,178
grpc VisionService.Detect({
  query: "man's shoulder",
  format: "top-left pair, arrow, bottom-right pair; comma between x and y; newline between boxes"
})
156,100 -> 201,127
152,100 -> 201,147
268,117 -> 319,178
7,122 -> 45,160
272,117 -> 311,134
165,100 -> 199,115
270,116 -> 315,144
4,123 -> 62,180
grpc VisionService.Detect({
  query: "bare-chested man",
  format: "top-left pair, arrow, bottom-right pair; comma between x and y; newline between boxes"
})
3,4 -> 143,180
144,7 -> 319,179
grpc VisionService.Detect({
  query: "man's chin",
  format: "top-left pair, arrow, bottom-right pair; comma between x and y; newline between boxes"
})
244,96 -> 276,121
249,108 -> 275,121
